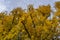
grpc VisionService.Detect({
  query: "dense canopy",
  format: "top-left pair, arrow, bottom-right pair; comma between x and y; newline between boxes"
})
0,1 -> 60,40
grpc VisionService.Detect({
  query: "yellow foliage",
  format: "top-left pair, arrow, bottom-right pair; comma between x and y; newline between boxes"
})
0,4 -> 59,40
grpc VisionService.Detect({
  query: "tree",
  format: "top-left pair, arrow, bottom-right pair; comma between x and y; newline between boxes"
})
55,1 -> 60,10
0,3 -> 59,40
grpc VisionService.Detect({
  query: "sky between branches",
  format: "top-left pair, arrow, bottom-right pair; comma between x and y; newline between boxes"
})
0,0 -> 60,12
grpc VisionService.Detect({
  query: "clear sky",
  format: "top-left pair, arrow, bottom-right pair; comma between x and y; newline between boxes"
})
0,0 -> 60,12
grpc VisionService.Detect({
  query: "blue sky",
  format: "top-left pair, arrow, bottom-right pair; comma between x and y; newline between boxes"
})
0,0 -> 60,12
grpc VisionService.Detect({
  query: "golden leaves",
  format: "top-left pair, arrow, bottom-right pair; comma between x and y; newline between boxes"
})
55,1 -> 60,9
0,4 -> 59,40
55,10 -> 60,17
0,25 -> 4,32
38,5 -> 51,14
